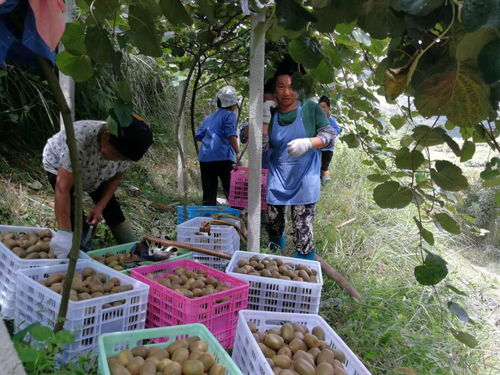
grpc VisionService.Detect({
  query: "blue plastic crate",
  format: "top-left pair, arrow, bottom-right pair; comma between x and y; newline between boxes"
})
177,205 -> 240,224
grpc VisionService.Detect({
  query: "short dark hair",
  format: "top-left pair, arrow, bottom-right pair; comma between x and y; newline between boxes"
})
274,55 -> 305,78
264,79 -> 274,95
319,95 -> 331,107
109,115 -> 153,161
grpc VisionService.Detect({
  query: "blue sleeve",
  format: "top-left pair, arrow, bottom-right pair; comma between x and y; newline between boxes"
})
239,125 -> 249,144
223,112 -> 238,139
330,116 -> 341,135
195,121 -> 206,141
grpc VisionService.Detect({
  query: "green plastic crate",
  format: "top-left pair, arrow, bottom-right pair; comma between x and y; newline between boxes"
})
98,324 -> 243,375
87,241 -> 192,275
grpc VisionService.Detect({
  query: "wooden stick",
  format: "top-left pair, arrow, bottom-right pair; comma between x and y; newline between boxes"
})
315,254 -> 362,300
143,236 -> 232,260
336,217 -> 357,229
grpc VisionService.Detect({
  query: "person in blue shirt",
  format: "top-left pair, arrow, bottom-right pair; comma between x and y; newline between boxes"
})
195,85 -> 240,206
262,56 -> 336,260
318,95 -> 341,183
239,79 -> 275,170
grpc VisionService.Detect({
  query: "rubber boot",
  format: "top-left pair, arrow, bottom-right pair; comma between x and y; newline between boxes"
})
295,248 -> 316,260
110,220 -> 137,244
269,234 -> 286,252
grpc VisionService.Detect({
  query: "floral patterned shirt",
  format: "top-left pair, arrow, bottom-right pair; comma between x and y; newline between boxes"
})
42,120 -> 131,192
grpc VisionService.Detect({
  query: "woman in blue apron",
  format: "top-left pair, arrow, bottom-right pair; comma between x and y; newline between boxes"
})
195,85 -> 240,206
262,59 -> 335,260
319,95 -> 341,183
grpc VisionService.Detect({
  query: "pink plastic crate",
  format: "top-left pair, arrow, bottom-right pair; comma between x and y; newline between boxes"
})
131,259 -> 249,348
229,167 -> 267,210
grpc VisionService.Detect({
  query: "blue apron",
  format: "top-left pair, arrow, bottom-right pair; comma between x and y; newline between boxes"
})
267,104 -> 320,205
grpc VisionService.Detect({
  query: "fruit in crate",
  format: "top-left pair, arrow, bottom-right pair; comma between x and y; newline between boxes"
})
90,252 -> 140,271
248,321 -> 347,375
107,336 -> 227,375
0,230 -> 55,259
232,255 -> 319,283
38,267 -> 133,306
147,266 -> 230,299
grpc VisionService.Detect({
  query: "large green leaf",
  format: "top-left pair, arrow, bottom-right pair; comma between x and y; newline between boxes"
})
276,0 -> 317,31
431,160 -> 469,191
56,52 -> 93,82
451,330 -> 478,348
112,102 -> 133,127
61,23 -> 86,55
443,134 -> 461,157
414,217 -> 435,245
116,80 -> 133,103
94,0 -> 119,20
446,283 -> 468,296
480,157 -> 500,180
85,27 -> 114,64
288,36 -> 322,69
478,40 -> 500,84
395,147 -> 425,170
447,301 -> 469,322
358,0 -> 405,39
341,133 -> 360,148
412,125 -> 446,147
313,0 -> 364,32
414,252 -> 448,285
393,0 -> 444,15
390,115 -> 406,130
373,181 -> 413,208
455,28 -> 498,62
310,59 -> 334,83
463,0 -> 500,32
129,2 -> 163,57
160,0 -> 192,26
460,140 -> 476,162
30,324 -> 53,341
414,65 -> 491,127
434,212 -> 461,234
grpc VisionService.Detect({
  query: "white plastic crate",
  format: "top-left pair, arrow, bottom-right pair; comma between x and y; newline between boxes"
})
226,251 -> 323,314
15,259 -> 149,363
232,310 -> 371,375
176,217 -> 240,271
0,225 -> 87,319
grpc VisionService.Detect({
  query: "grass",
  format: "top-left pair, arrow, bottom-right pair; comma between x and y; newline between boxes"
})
313,144 -> 499,374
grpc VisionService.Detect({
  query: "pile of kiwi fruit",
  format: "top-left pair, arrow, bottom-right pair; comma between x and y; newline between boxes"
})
232,256 -> 319,283
0,229 -> 55,259
39,267 -> 133,307
248,321 -> 347,375
146,267 -> 230,299
90,252 -> 140,271
107,336 -> 227,375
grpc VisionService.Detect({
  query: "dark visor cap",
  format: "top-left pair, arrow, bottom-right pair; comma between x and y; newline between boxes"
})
110,114 -> 153,161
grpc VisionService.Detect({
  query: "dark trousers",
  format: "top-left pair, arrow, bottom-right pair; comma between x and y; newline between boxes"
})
199,160 -> 233,206
47,172 -> 126,232
321,151 -> 333,172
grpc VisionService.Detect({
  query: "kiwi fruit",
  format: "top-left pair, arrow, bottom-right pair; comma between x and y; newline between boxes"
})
107,337 -> 227,375
1,230 -> 55,258
249,321 -> 348,374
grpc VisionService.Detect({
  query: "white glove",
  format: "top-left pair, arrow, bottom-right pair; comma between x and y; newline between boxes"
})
262,100 -> 277,124
287,138 -> 313,157
50,230 -> 73,259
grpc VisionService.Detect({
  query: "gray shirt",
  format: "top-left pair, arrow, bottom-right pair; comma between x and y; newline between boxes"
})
42,120 -> 131,192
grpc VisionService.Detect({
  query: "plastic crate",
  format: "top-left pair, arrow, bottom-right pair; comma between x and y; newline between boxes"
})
226,251 -> 323,314
87,241 -> 192,275
232,310 -> 371,375
229,167 -> 267,210
15,259 -> 149,363
177,205 -> 241,224
0,225 -> 87,319
176,217 -> 240,271
98,324 -> 243,375
131,259 -> 249,348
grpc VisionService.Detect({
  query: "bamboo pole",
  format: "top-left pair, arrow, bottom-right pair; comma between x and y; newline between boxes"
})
143,236 -> 232,260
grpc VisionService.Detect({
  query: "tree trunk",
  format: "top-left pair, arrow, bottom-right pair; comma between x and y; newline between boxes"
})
247,9 -> 266,252
190,62 -> 202,155
37,56 -> 83,333
177,81 -> 186,194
